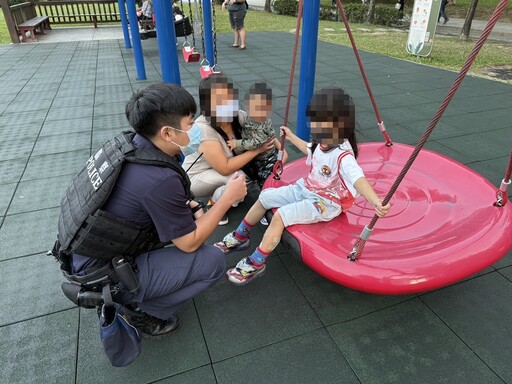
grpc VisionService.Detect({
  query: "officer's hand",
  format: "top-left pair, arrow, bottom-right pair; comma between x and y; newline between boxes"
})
225,171 -> 247,203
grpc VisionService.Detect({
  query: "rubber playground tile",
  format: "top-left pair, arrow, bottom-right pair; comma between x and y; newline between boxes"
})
58,80 -> 97,90
0,137 -> 36,162
92,128 -> 128,149
278,251 -> 414,326
214,328 -> 359,384
439,127 -> 511,163
51,95 -> 95,109
499,265 -> 512,281
451,93 -> 512,113
22,149 -> 90,182
4,97 -> 53,114
45,106 -> 94,122
0,182 -> 16,217
32,131 -> 91,156
328,299 -> 503,384
194,256 -> 322,362
155,365 -> 216,384
94,91 -> 132,105
493,248 -> 512,269
0,309 -> 78,384
76,301 -> 210,384
0,110 -> 46,127
55,86 -> 95,98
0,254 -> 75,326
0,208 -> 60,261
0,158 -> 26,185
95,83 -> 134,95
40,117 -> 92,137
93,113 -> 129,130
7,174 -> 73,215
421,272 -> 512,383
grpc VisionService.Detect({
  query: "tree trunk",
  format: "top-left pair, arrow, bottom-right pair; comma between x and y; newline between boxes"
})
460,0 -> 479,40
365,0 -> 376,24
264,0 -> 271,13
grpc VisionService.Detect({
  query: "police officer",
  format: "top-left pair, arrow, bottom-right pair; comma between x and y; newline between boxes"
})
68,83 -> 247,339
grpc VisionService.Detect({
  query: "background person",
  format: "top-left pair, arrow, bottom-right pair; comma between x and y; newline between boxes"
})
222,0 -> 248,50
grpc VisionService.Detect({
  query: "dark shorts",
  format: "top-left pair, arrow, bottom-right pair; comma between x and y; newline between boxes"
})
229,9 -> 246,30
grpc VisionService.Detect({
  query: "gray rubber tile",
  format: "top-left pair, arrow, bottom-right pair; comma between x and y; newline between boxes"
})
94,101 -> 129,117
328,298 -> 503,384
154,365 -> 216,384
7,174 -> 73,215
0,208 -> 60,261
93,113 -> 128,130
32,131 -> 91,156
55,86 -> 95,98
5,97 -> 53,113
92,128 -> 127,149
0,254 -> 75,326
499,265 -> 512,281
0,309 -> 78,384
45,106 -> 93,122
40,117 -> 92,136
76,302 -> 210,384
22,149 -> 90,181
0,158 -> 26,184
0,137 -> 36,162
51,95 -> 95,109
0,182 -> 16,217
494,248 -> 512,269
421,272 -> 512,383
0,110 -> 46,127
214,328 -> 359,384
194,256 -> 322,362
278,251 -> 414,326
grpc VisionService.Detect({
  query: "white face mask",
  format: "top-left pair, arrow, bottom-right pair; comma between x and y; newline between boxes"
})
171,124 -> 201,156
215,100 -> 239,122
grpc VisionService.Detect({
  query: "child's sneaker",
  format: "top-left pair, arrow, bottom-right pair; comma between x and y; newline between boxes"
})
214,232 -> 250,254
226,257 -> 266,286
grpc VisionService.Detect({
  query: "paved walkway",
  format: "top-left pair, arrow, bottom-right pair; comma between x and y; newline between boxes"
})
436,17 -> 512,42
0,31 -> 511,384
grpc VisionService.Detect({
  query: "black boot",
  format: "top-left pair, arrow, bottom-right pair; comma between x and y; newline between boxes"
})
123,307 -> 181,340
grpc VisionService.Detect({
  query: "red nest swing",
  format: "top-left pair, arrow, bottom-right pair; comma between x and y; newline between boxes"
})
263,0 -> 512,295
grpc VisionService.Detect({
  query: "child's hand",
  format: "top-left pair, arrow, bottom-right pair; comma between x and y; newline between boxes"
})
227,139 -> 237,150
257,139 -> 275,154
372,200 -> 391,218
280,126 -> 293,140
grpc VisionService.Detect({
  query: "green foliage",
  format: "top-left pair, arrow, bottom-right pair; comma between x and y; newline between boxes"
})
342,3 -> 401,26
8,0 -> 27,5
272,0 -> 298,16
319,5 -> 336,21
343,3 -> 368,23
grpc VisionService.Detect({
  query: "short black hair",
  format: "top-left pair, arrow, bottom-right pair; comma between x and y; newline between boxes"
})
125,83 -> 196,138
246,82 -> 272,101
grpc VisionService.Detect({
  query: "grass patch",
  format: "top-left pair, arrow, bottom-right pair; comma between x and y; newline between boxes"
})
0,12 -> 11,45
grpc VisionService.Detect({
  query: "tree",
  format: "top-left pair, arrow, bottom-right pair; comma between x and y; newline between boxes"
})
264,0 -> 271,12
460,0 -> 479,40
366,0 -> 376,23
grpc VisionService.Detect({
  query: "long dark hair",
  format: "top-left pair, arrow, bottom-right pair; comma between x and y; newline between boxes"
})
306,87 -> 358,158
198,74 -> 242,142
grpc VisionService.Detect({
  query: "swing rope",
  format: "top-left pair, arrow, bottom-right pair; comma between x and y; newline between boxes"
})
495,149 -> 512,207
211,0 -> 220,70
272,0 -> 304,180
348,0 -> 510,261
179,0 -> 190,45
333,0 -> 392,146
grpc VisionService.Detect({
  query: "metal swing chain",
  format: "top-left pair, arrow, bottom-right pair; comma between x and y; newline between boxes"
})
348,0 -> 510,262
179,0 -> 188,43
187,0 -> 196,48
334,0 -> 392,146
197,0 -> 206,58
211,0 -> 218,67
272,0 -> 304,180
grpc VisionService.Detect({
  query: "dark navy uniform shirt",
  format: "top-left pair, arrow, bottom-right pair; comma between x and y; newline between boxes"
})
72,133 -> 196,274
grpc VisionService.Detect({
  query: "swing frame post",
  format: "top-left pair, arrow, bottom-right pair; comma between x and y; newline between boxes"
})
153,0 -> 181,84
126,0 -> 146,80
202,0 -> 215,66
117,0 -> 131,49
296,0 -> 321,141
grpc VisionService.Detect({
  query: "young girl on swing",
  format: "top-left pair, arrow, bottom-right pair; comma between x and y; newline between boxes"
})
214,87 -> 391,286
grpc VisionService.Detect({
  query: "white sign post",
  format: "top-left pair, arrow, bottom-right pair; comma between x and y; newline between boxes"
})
407,0 -> 443,57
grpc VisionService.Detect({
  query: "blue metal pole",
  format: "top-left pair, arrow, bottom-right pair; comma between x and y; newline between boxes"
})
296,0 -> 320,141
202,0 -> 214,65
153,0 -> 181,84
118,0 -> 131,48
126,0 -> 146,80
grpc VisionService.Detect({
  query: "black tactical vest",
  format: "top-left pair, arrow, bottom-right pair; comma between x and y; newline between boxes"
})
57,131 -> 193,261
